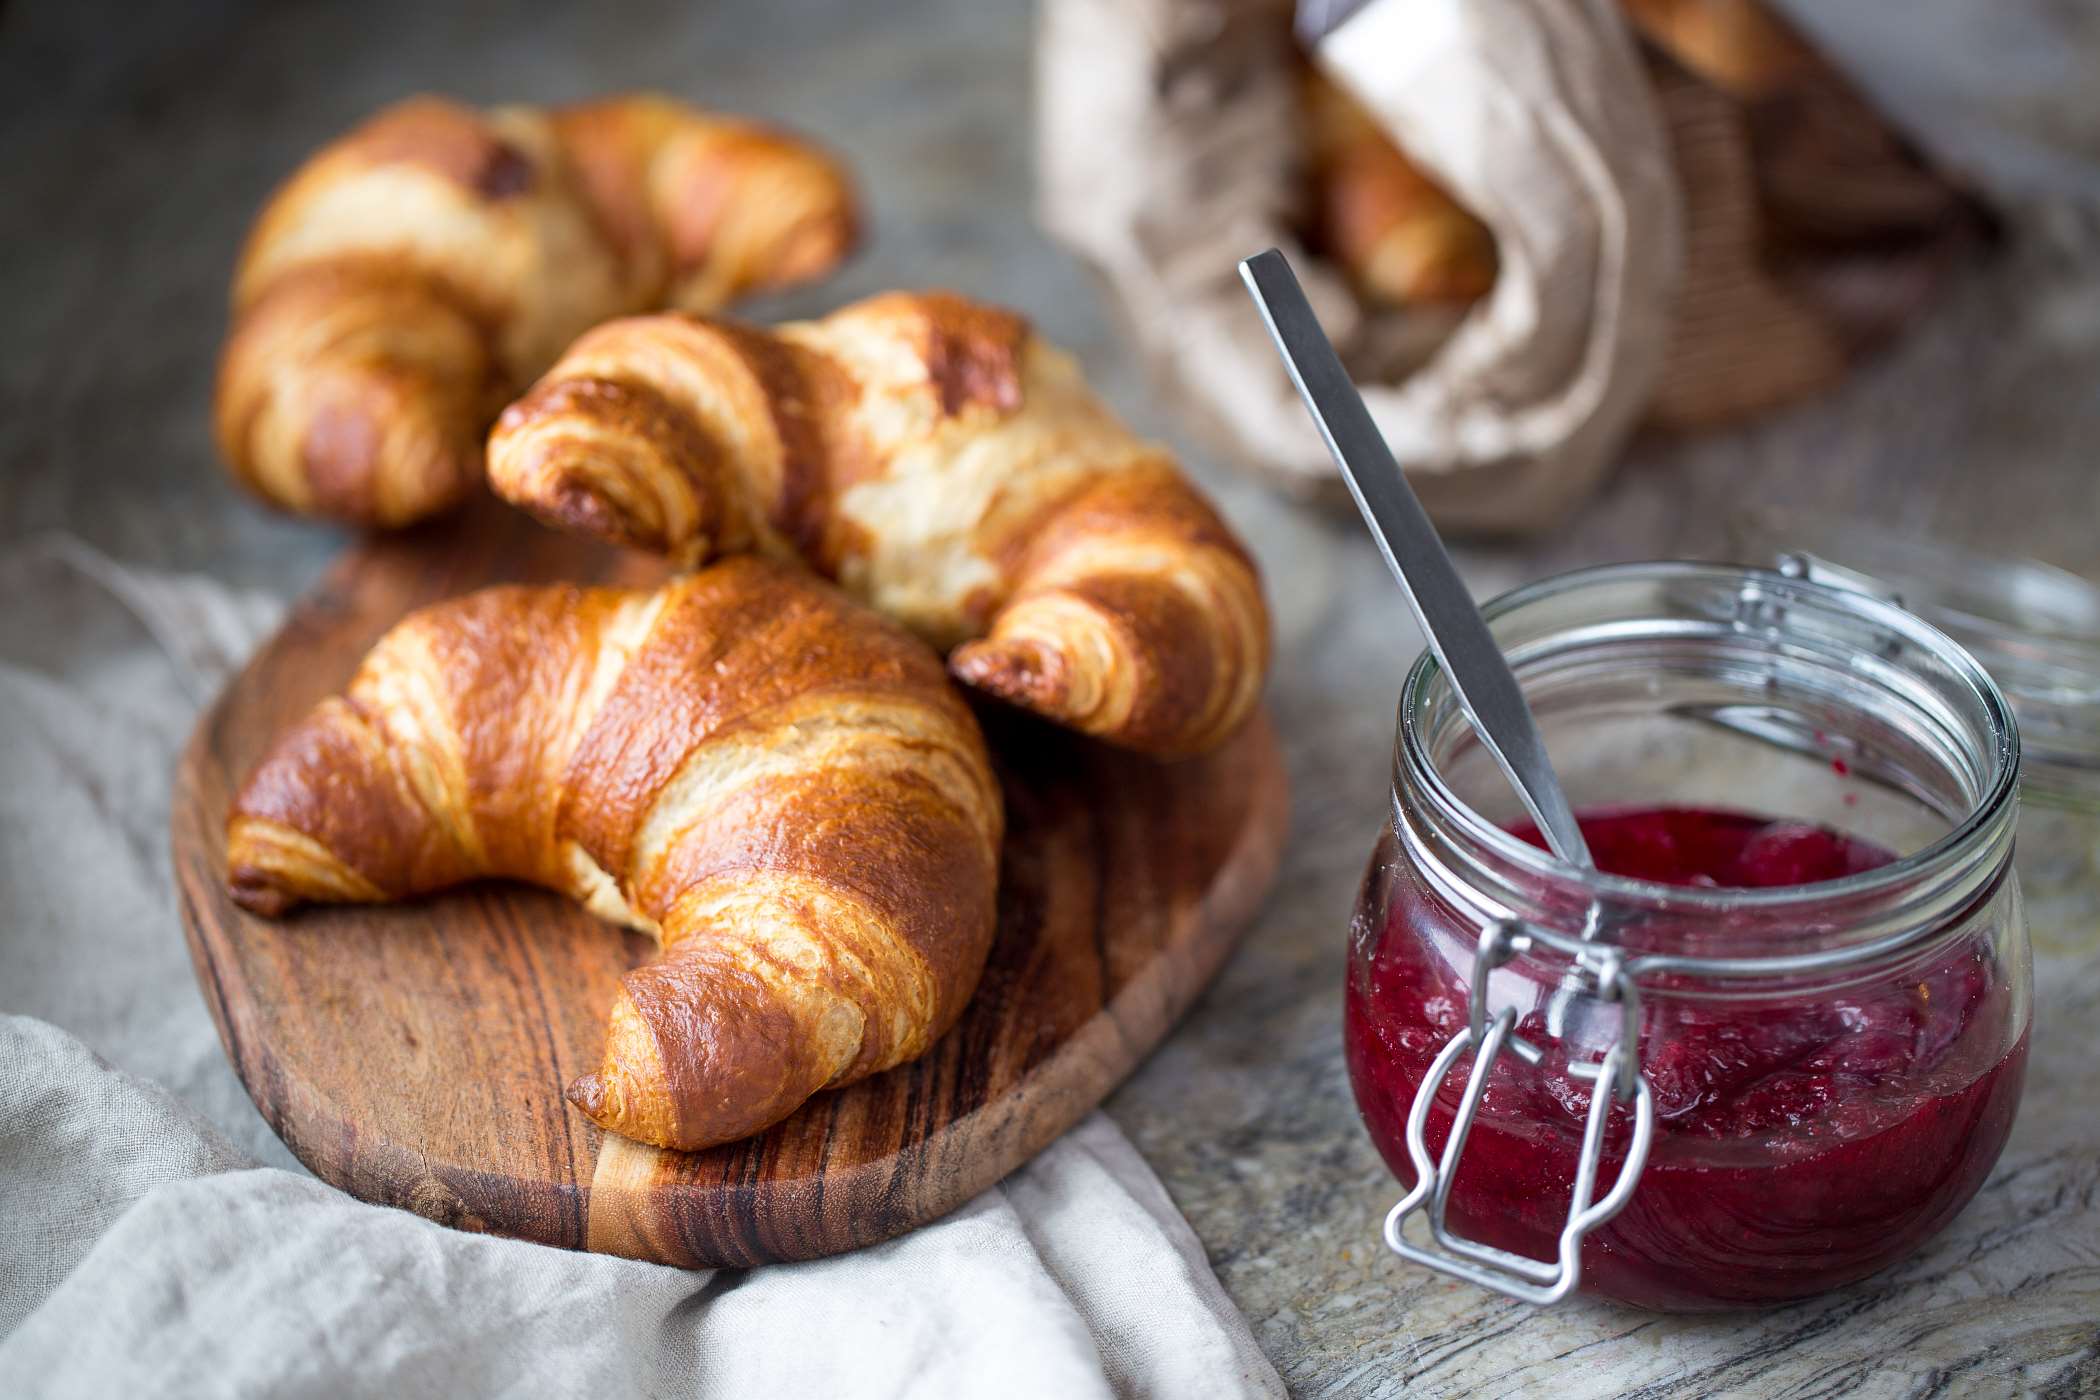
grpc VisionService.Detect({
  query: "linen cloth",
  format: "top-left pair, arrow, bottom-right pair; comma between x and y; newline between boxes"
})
0,538 -> 1285,1400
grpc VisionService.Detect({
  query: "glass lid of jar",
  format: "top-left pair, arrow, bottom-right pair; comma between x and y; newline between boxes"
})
1731,505 -> 2100,811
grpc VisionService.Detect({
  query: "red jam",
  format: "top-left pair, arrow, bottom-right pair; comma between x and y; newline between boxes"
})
1346,806 -> 2027,1312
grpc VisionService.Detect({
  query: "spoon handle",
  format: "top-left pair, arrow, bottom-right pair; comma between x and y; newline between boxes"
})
1239,249 -> 1592,867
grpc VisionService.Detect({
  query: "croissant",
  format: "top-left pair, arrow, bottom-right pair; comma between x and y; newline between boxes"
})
215,94 -> 858,527
224,559 -> 1003,1151
486,291 -> 1270,759
1298,66 -> 1497,307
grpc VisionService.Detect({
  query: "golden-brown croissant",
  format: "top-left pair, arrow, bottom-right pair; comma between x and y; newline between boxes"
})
1298,66 -> 1497,307
486,291 -> 1270,759
215,94 -> 859,528
224,559 -> 1002,1151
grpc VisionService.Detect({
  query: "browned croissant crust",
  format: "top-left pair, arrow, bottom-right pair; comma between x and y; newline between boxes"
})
1298,66 -> 1497,307
224,559 -> 1002,1151
486,290 -> 1270,759
215,94 -> 859,528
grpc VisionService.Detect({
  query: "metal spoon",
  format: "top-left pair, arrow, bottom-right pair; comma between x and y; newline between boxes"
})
1239,248 -> 1592,867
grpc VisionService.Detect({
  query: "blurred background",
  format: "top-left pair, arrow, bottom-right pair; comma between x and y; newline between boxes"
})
6,0 -> 2096,591
3,0 -> 2097,1388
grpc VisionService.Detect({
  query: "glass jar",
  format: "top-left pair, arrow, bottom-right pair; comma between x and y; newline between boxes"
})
1732,505 -> 2100,812
1346,563 -> 2031,1311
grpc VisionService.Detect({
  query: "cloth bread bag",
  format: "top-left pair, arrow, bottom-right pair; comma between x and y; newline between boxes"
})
1038,0 -> 1682,533
1038,0 -> 1979,532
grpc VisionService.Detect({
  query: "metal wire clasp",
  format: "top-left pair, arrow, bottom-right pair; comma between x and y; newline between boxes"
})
1381,919 -> 1656,1305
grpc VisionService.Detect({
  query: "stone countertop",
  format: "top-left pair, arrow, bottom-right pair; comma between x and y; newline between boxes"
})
4,1 -> 2097,1393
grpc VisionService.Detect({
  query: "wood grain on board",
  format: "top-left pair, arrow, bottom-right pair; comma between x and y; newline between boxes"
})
170,500 -> 1288,1267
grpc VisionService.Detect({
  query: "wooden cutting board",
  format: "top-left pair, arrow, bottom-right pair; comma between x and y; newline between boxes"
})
170,501 -> 1288,1268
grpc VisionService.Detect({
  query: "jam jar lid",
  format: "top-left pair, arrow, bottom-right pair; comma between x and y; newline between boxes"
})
1732,505 -> 2100,811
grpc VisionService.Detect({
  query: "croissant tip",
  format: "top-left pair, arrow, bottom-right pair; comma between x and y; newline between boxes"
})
950,638 -> 1067,713
542,478 -> 622,535
565,1072 -> 608,1120
227,873 -> 299,918
520,474 -> 670,557
760,210 -> 861,291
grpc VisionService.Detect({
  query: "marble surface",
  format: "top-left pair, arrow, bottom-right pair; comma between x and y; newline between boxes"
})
4,0 -> 2098,1393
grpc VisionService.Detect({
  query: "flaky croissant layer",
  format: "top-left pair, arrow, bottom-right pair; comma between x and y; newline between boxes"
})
216,93 -> 858,527
487,290 -> 1271,758
226,560 -> 1002,1151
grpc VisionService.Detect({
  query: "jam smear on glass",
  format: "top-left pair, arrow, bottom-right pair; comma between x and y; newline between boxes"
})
1346,806 -> 2027,1311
